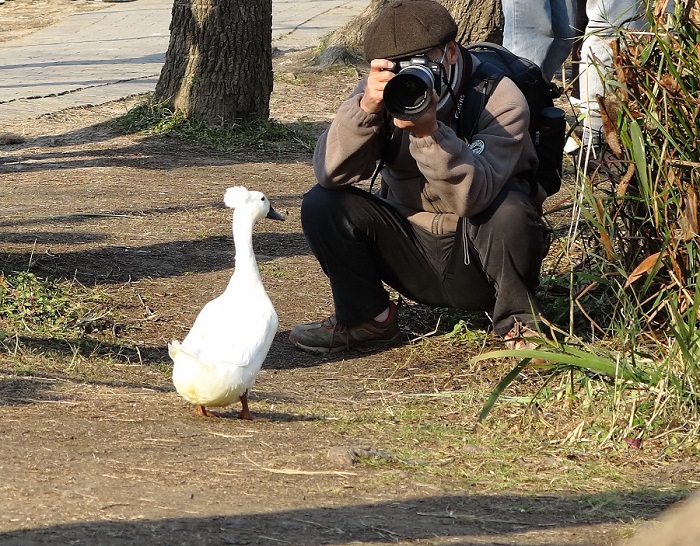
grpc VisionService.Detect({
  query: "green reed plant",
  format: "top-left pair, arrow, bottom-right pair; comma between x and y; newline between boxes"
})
475,0 -> 700,442
584,0 -> 699,346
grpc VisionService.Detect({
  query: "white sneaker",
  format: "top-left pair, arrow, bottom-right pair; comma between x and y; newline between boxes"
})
564,136 -> 580,155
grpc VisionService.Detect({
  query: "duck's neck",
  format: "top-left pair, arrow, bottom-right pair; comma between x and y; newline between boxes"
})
230,213 -> 261,286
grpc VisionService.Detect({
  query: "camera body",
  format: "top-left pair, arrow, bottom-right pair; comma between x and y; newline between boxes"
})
383,55 -> 443,121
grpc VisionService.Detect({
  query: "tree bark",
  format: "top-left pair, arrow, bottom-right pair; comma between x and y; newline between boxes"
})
318,0 -> 503,65
154,0 -> 273,125
442,0 -> 503,45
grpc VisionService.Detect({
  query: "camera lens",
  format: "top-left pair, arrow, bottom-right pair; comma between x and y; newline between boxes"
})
383,65 -> 435,121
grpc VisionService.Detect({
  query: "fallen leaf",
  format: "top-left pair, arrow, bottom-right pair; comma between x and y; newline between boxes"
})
624,437 -> 642,449
624,252 -> 662,289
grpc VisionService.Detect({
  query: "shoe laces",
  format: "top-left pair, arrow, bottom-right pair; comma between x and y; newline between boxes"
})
321,315 -> 347,334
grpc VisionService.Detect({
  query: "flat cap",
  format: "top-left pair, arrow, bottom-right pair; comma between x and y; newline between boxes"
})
364,0 -> 458,62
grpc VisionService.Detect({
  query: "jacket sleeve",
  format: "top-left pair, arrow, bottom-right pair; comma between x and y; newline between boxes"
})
312,81 -> 386,188
407,77 -> 537,217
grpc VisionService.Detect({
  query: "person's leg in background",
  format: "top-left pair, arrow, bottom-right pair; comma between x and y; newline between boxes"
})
503,0 -> 577,80
569,0 -> 589,100
578,0 -> 646,145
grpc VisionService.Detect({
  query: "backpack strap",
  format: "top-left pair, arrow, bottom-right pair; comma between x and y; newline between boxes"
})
458,59 -> 545,199
456,61 -> 505,142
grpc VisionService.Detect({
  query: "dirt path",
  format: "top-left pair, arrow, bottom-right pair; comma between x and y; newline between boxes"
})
1,3 -> 697,545
1,98 -> 641,545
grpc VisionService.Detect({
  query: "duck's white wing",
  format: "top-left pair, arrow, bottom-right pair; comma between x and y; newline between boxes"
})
181,294 -> 278,371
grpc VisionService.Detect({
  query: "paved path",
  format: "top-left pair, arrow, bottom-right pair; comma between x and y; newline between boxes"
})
0,0 -> 366,121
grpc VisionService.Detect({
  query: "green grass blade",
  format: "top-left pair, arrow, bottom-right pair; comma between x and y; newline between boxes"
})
478,358 -> 530,422
472,346 -> 648,382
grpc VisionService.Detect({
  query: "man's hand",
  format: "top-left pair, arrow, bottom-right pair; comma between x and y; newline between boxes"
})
393,90 -> 439,138
360,59 -> 396,115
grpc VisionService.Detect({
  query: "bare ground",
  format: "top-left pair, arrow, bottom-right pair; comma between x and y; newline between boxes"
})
1,3 -> 698,545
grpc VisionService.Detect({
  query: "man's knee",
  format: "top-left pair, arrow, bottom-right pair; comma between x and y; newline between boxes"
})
301,184 -> 378,227
301,184 -> 333,221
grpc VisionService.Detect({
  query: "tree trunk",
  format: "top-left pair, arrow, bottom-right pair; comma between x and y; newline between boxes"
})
442,0 -> 503,45
318,0 -> 502,65
154,0 -> 273,125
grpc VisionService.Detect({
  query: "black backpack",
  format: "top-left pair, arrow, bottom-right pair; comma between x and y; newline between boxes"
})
460,42 -> 566,197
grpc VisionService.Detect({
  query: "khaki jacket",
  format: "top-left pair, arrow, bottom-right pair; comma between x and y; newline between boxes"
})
312,50 -> 539,235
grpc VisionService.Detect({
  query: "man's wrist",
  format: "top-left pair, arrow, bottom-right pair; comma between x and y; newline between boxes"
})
410,123 -> 439,138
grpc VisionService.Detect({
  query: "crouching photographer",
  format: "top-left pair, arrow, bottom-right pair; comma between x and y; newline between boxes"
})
289,0 -> 550,354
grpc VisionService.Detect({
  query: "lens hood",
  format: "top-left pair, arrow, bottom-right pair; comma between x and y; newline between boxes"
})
383,64 -> 435,121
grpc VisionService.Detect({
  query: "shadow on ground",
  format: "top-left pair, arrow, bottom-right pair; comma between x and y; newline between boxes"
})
0,117 -> 325,174
0,491 -> 683,545
0,231 -> 309,284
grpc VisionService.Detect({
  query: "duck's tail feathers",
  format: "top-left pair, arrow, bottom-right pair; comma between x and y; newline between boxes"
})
168,340 -> 181,360
169,340 -> 202,363
168,340 -> 203,362
169,341 -> 229,375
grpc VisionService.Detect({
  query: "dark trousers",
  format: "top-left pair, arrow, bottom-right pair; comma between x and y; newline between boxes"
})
300,182 -> 547,336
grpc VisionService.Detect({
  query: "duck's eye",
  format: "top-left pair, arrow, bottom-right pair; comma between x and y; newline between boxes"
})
260,197 -> 266,202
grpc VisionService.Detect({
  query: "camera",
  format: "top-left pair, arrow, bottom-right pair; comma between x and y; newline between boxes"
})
383,56 -> 443,121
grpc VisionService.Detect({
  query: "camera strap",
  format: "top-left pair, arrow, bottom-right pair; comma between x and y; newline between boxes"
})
368,158 -> 384,194
368,135 -> 397,193
368,112 -> 398,194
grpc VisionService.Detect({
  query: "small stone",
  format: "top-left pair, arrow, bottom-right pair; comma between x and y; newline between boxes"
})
327,446 -> 357,467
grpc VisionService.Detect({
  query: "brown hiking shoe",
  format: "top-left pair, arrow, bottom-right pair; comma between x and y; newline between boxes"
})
289,302 -> 402,354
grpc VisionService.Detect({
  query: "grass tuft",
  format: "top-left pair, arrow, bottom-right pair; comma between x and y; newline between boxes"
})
0,271 -> 118,338
115,98 -> 318,153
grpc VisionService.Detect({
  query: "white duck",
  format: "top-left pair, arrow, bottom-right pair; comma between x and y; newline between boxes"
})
169,186 -> 284,419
